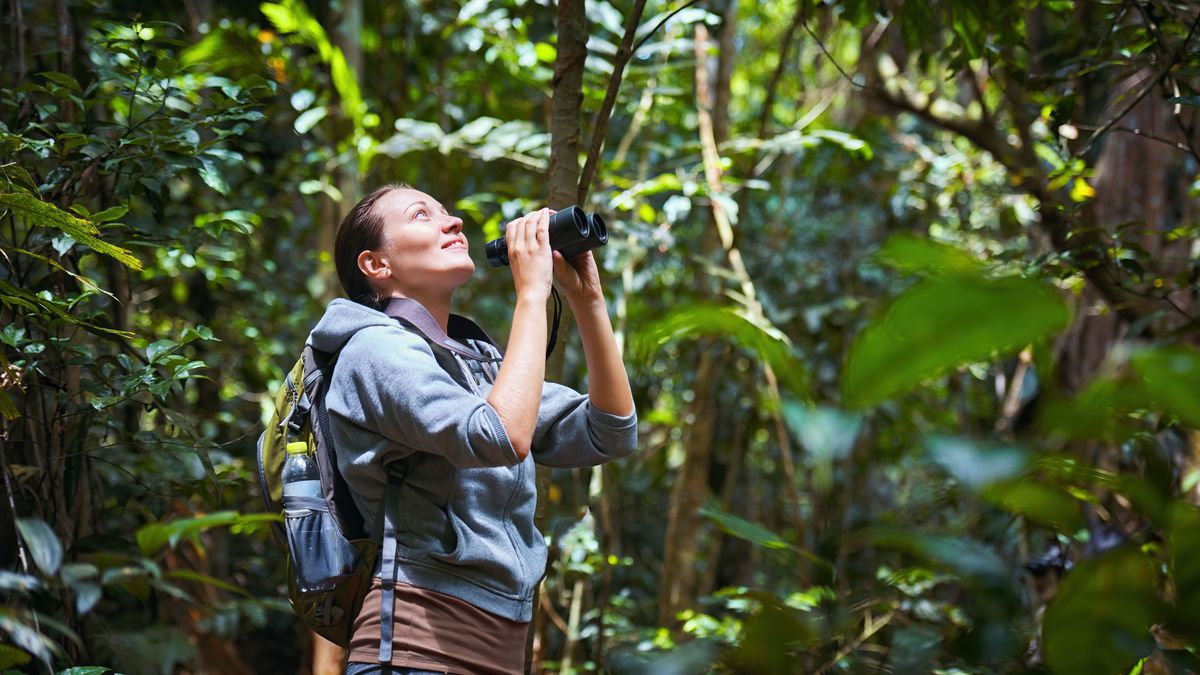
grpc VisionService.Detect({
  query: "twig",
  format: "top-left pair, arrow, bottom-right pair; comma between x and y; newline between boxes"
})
802,15 -> 862,89
818,609 -> 897,674
631,0 -> 702,56
538,590 -> 570,634
1113,125 -> 1194,153
576,0 -> 649,205
756,2 -> 807,138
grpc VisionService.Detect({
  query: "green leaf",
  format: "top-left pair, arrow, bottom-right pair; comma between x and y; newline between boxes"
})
145,339 -> 178,363
0,571 -> 40,593
74,582 -> 102,616
781,403 -> 861,492
981,480 -> 1084,533
631,303 -> 806,398
876,233 -> 985,277
40,71 -> 81,91
0,193 -> 142,270
867,528 -> 1011,588
1168,505 -> 1200,640
699,502 -> 830,568
165,569 -> 252,596
293,106 -> 327,134
90,204 -> 128,223
15,518 -> 62,576
925,435 -> 1028,489
1042,547 -> 1160,675
0,279 -> 131,338
0,644 -> 31,669
259,2 -> 300,34
197,158 -> 230,195
329,49 -> 363,127
700,501 -> 793,551
1040,345 -> 1200,439
56,667 -> 110,675
0,609 -> 62,667
135,511 -> 280,555
844,273 -> 1070,408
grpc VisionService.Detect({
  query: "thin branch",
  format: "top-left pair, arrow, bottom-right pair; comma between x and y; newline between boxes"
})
802,15 -> 862,89
631,0 -> 703,56
756,1 -> 807,138
873,84 -> 1011,163
1112,124 -> 1195,154
1077,10 -> 1200,156
576,0 -> 649,205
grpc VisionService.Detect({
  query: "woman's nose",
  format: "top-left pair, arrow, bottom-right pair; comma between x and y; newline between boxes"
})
442,215 -> 463,233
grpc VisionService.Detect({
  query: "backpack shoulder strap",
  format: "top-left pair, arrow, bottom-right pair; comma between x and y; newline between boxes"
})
377,459 -> 414,664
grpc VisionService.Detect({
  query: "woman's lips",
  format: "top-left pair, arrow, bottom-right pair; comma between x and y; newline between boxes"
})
442,239 -> 467,250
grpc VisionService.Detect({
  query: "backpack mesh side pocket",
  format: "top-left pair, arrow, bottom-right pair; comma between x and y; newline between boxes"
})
282,497 -> 360,592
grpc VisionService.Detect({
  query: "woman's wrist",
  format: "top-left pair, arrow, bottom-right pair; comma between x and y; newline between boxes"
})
565,289 -> 606,314
515,286 -> 552,306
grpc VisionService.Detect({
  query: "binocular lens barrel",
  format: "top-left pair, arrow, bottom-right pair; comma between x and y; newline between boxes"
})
485,206 -> 609,267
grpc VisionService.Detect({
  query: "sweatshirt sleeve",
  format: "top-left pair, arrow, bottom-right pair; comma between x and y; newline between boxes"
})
329,325 -> 520,469
530,381 -> 639,468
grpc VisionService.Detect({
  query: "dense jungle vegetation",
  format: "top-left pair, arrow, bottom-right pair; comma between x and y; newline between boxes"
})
2,0 -> 1200,673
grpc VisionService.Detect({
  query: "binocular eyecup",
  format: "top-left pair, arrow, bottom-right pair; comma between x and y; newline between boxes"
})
485,206 -> 608,268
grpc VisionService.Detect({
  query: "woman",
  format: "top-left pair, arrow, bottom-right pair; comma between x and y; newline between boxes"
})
307,184 -> 638,674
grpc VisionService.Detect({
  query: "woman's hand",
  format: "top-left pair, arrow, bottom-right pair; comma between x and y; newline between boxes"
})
505,208 -> 553,302
552,249 -> 604,307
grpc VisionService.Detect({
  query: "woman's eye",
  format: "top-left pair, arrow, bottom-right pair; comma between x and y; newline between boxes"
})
415,209 -> 428,219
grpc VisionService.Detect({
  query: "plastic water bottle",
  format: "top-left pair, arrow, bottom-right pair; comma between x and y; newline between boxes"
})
282,441 -> 323,501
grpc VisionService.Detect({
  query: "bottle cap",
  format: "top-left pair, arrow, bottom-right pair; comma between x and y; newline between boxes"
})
286,441 -> 309,455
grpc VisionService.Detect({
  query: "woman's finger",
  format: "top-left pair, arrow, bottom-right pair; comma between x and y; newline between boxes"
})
505,217 -> 522,252
535,208 -> 550,248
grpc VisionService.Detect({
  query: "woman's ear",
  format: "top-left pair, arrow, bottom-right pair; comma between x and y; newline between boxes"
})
357,249 -> 391,282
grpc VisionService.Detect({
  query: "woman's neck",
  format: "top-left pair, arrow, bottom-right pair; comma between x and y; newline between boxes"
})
389,291 -> 452,332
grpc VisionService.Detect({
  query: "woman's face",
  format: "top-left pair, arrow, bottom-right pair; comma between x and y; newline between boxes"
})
365,187 -> 475,298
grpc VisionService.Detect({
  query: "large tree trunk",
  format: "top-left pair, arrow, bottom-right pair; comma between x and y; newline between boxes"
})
530,2 -> 588,670
548,0 -> 587,210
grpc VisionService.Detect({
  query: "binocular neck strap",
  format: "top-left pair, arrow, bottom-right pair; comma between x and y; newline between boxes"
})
546,287 -> 562,359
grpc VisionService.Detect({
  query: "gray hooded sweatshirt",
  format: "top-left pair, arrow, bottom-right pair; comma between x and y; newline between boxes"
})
308,298 -> 638,622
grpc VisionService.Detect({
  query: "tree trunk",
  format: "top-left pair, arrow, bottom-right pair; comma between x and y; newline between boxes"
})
530,2 -> 588,670
657,344 -> 720,627
548,0 -> 587,210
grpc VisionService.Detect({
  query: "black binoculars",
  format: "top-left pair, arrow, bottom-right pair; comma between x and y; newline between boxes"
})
485,206 -> 608,268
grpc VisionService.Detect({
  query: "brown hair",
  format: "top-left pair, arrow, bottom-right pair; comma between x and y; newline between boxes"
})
334,183 -> 409,309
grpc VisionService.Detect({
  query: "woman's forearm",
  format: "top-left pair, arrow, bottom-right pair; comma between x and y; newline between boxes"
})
488,295 -> 547,459
571,297 -> 634,417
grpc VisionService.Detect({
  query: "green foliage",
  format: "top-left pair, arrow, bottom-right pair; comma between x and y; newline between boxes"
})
1042,548 -> 1161,674
845,236 -> 1072,408
0,194 -> 141,270
136,511 -> 279,556
631,303 -> 806,398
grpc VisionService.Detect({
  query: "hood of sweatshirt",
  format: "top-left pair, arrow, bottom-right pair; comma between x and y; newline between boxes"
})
308,298 -> 398,354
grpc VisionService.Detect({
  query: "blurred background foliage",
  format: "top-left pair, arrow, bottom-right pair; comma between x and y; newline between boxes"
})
1,0 -> 1199,673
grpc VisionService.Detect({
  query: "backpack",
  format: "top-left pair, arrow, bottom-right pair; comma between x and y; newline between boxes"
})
257,344 -> 394,648
257,298 -> 501,656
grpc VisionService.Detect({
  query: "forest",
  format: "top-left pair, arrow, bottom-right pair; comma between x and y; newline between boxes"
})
2,0 -> 1200,673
